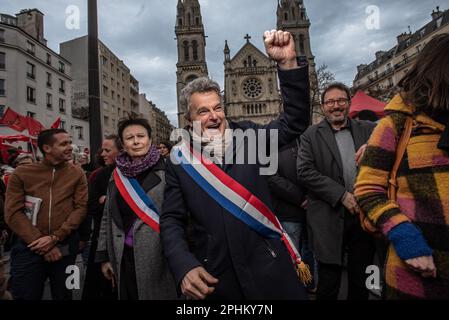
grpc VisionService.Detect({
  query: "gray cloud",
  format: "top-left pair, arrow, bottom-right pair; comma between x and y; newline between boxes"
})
0,0 -> 444,125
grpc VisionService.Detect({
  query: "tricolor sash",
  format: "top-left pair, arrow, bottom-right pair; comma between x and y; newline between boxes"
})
173,141 -> 312,284
113,167 -> 160,233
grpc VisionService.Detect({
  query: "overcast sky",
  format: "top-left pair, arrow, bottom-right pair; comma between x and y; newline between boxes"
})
0,0 -> 444,126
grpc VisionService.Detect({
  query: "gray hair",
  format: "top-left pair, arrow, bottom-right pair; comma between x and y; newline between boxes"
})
180,77 -> 223,121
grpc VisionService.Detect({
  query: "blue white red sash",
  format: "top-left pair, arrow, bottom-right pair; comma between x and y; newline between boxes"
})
113,167 -> 160,233
172,141 -> 304,269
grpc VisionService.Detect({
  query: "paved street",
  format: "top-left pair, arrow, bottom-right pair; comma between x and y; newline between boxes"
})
2,249 -> 381,300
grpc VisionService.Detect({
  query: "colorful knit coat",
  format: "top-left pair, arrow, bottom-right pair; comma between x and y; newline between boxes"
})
355,94 -> 449,299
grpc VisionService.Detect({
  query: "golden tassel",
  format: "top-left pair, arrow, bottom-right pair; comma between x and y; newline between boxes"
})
297,261 -> 313,285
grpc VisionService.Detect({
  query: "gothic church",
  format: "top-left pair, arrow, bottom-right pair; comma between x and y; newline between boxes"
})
175,0 -> 317,127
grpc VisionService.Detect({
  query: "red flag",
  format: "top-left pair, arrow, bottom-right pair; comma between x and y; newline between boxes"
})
0,134 -> 36,144
51,117 -> 61,129
0,108 -> 28,132
27,117 -> 44,136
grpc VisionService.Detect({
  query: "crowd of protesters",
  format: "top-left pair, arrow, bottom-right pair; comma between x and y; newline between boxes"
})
0,31 -> 448,301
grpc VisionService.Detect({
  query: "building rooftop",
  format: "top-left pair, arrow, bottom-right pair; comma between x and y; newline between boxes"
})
354,6 -> 448,81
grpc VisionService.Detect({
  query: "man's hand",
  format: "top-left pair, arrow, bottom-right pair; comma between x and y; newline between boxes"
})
405,256 -> 437,278
341,192 -> 360,215
355,144 -> 367,166
181,266 -> 219,300
28,235 -> 58,255
264,30 -> 298,70
43,246 -> 63,262
101,262 -> 116,288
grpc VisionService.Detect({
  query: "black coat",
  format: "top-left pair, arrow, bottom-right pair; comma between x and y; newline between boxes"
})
160,67 -> 310,299
297,119 -> 376,265
268,139 -> 307,222
81,165 -> 117,300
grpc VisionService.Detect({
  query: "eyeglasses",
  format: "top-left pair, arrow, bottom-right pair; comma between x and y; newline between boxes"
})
323,98 -> 349,108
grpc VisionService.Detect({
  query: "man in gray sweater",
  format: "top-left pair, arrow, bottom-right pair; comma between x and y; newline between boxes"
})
297,82 -> 376,300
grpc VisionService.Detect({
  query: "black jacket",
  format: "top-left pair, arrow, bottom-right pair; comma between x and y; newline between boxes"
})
160,67 -> 310,299
0,179 -> 6,233
268,139 -> 307,222
297,119 -> 376,265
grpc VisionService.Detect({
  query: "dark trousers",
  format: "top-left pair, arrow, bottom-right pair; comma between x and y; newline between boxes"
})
317,214 -> 376,300
119,245 -> 138,300
82,217 -> 117,300
10,234 -> 79,300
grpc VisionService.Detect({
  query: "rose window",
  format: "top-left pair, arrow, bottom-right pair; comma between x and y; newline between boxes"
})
242,78 -> 262,99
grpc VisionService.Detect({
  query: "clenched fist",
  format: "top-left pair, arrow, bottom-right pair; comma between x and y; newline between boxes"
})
264,30 -> 298,70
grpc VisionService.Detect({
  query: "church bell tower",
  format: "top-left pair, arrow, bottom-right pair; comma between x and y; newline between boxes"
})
175,0 -> 209,128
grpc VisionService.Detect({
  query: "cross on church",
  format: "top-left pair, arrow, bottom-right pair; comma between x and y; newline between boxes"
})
244,34 -> 251,43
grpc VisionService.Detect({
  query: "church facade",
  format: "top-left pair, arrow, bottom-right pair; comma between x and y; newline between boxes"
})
224,35 -> 282,125
175,0 -> 318,127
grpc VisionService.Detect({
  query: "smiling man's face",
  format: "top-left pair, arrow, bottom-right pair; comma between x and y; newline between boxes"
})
321,88 -> 350,127
188,91 -> 226,137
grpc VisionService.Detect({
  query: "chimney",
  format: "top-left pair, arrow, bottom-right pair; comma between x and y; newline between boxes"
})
357,64 -> 367,73
16,9 -> 46,45
397,32 -> 411,44
431,6 -> 443,20
375,51 -> 385,60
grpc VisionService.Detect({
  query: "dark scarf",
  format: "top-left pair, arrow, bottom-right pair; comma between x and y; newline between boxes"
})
115,145 -> 160,178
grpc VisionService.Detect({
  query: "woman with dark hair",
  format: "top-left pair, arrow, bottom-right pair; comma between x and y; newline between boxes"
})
82,134 -> 121,300
158,141 -> 172,160
96,117 -> 176,300
355,33 -> 449,299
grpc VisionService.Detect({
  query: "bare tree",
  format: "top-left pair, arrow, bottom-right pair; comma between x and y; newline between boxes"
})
309,64 -> 336,123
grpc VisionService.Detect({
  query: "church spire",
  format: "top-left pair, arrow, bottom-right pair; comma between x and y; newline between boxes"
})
224,40 -> 230,61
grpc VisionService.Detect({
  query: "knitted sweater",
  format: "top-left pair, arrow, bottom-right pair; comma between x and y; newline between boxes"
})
355,95 -> 449,299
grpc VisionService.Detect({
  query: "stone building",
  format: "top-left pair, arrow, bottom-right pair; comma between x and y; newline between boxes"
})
223,35 -> 282,125
353,7 -> 449,101
60,36 -> 139,137
0,8 -> 88,150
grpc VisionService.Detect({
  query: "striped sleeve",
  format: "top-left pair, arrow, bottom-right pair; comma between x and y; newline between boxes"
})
354,114 -> 411,235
